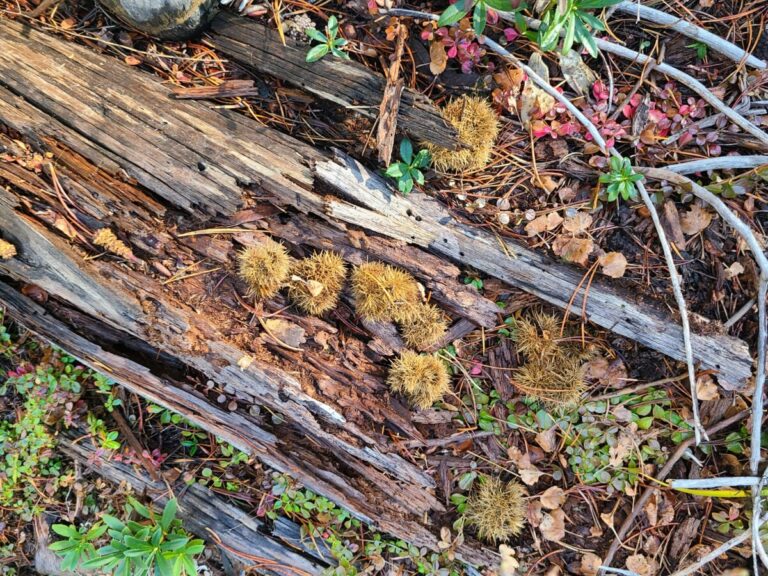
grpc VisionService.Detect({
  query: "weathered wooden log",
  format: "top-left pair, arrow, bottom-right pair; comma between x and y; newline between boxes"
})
98,0 -> 219,39
59,436 -> 330,575
208,12 -> 460,150
0,17 -> 752,385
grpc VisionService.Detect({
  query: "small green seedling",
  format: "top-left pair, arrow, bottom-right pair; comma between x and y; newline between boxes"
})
687,41 -> 708,61
385,138 -> 430,195
599,156 -> 643,202
437,0 -> 518,38
535,0 -> 622,58
305,16 -> 349,62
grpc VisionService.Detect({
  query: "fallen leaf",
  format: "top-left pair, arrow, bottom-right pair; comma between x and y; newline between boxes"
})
644,490 -> 658,526
626,554 -> 656,576
552,236 -> 594,266
559,50 -> 597,96
520,467 -> 545,486
600,511 -> 614,530
696,374 -> 720,401
429,41 -> 447,76
724,261 -> 744,280
60,17 -> 77,29
562,212 -> 593,235
598,251 -> 628,278
609,431 -> 633,467
663,200 -> 686,247
125,55 -> 142,66
680,204 -> 713,236
539,486 -> 566,510
498,544 -> 519,576
521,53 -> 555,126
540,508 -> 565,542
579,553 -> 602,576
53,214 -> 78,239
263,318 -> 307,348
525,212 -> 563,236
535,427 -> 557,453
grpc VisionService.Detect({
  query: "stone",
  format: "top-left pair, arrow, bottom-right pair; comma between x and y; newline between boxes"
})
97,0 -> 220,40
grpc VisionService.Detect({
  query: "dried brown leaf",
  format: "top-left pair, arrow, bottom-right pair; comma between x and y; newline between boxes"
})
696,375 -> 720,401
429,41 -> 448,76
539,486 -> 565,510
680,204 -> 713,236
579,553 -> 602,576
552,236 -> 594,266
598,251 -> 628,278
525,212 -> 563,236
562,212 -> 593,235
540,508 -> 565,542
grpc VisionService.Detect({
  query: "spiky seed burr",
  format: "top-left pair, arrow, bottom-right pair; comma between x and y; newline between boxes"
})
424,96 -> 500,173
238,239 -> 291,300
387,350 -> 451,409
464,475 -> 528,542
287,251 -> 346,315
351,262 -> 421,323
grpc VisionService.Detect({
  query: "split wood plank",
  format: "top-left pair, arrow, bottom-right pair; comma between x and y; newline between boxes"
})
0,17 -> 752,387
208,12 -> 459,149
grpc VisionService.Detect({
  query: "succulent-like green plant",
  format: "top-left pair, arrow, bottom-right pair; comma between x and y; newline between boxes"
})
599,156 -> 643,202
535,0 -> 622,58
385,139 -> 431,195
305,16 -> 349,62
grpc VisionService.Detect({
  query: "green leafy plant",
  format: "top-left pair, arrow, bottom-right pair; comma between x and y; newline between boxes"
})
49,523 -> 107,571
535,0 -> 622,58
687,40 -> 708,61
384,139 -> 431,195
599,156 -> 643,202
305,16 -> 349,62
437,0 -> 518,37
53,498 -> 204,576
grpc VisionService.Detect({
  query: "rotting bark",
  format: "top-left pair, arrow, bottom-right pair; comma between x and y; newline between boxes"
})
0,18 -> 752,383
208,12 -> 459,150
59,436 -> 331,575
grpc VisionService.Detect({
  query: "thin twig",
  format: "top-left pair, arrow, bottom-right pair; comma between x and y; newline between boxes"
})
664,155 -> 768,174
612,1 -> 766,69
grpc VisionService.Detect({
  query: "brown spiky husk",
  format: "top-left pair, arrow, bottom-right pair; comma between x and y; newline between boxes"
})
351,262 -> 421,322
512,312 -> 590,406
287,251 -> 346,315
398,302 -> 449,350
464,476 -> 527,543
238,240 -> 291,300
387,350 -> 451,409
93,228 -> 134,260
424,96 -> 500,173
0,239 -> 17,260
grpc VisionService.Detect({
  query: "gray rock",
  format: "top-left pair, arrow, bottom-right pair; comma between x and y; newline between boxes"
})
98,0 -> 220,39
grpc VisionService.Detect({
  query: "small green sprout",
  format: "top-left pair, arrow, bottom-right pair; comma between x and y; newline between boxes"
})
687,41 -> 708,61
437,0 -> 518,38
384,138 -> 430,195
535,0 -> 623,58
599,156 -> 643,202
305,16 -> 349,62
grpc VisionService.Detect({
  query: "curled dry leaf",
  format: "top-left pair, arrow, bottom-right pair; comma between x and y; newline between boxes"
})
598,251 -> 628,279
626,554 -> 657,576
696,374 -> 720,401
535,427 -> 557,453
585,357 -> 628,387
680,204 -> 713,236
525,211 -> 563,236
539,486 -> 566,510
498,544 -> 520,576
724,261 -> 745,280
579,552 -> 602,576
552,236 -> 594,266
539,508 -> 565,542
559,50 -> 597,96
562,212 -> 593,235
429,41 -> 447,76
521,53 -> 555,126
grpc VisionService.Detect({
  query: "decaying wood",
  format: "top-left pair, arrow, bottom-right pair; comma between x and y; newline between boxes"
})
208,12 -> 459,150
0,18 -> 752,386
59,436 -> 330,575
